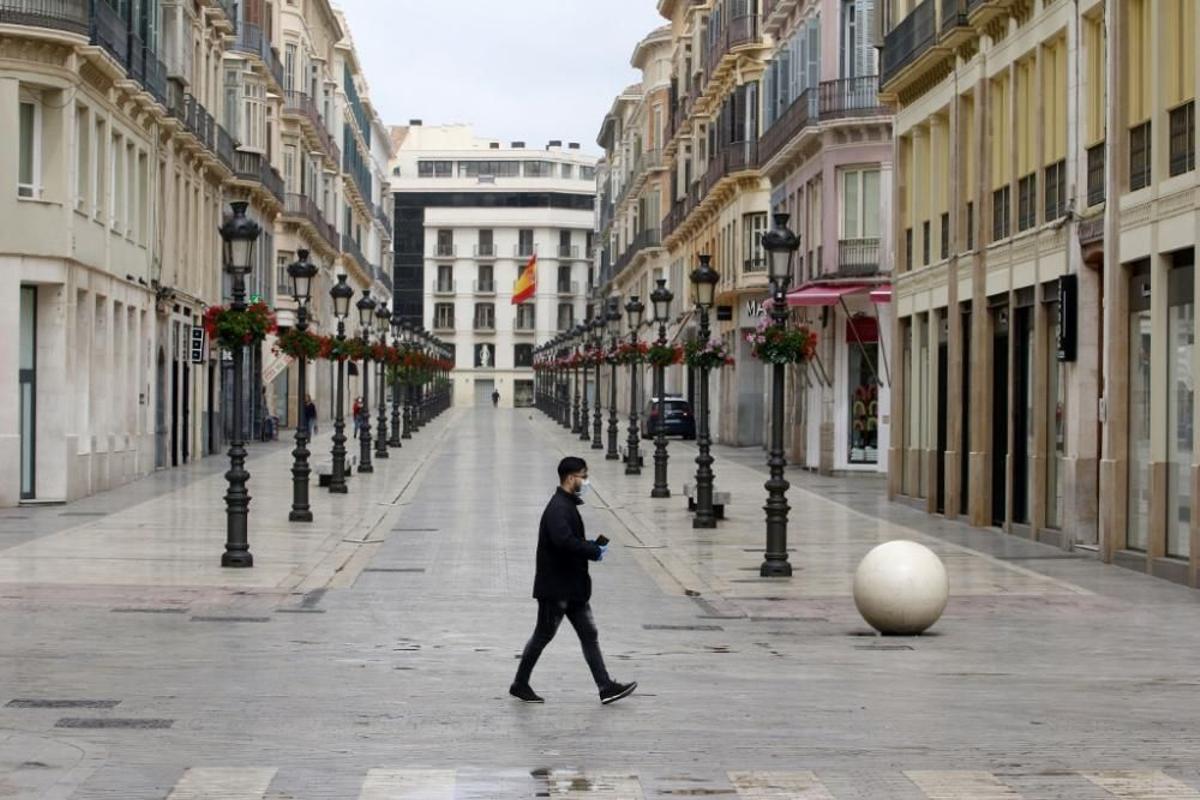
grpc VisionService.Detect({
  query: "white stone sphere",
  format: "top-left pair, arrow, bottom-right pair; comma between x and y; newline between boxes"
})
853,540 -> 949,635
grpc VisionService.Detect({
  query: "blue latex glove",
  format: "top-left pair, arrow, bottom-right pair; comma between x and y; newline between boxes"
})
597,544 -> 609,562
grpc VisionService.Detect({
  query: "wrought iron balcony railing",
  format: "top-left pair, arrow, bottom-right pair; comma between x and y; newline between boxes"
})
233,150 -> 284,203
282,90 -> 341,166
881,0 -> 937,87
284,193 -> 339,252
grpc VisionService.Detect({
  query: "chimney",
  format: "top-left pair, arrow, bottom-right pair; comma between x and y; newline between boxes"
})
568,142 -> 581,150
489,142 -> 500,149
409,119 -> 422,126
547,139 -> 562,149
511,141 -> 525,148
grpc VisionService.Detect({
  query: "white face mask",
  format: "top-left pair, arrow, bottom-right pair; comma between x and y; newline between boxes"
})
576,478 -> 591,496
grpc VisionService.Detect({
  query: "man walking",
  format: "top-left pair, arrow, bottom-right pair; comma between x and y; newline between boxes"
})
510,457 -> 637,705
492,388 -> 500,408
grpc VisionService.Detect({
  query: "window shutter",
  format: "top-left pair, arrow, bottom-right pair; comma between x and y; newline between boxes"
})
779,46 -> 791,110
857,0 -> 877,77
796,24 -> 807,94
808,20 -> 821,88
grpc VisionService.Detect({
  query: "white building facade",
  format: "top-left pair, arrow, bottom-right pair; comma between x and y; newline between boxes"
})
389,124 -> 597,408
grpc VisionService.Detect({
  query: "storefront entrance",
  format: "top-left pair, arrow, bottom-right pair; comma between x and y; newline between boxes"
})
19,287 -> 37,500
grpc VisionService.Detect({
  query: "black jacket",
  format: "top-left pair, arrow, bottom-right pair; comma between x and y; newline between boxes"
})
532,487 -> 602,602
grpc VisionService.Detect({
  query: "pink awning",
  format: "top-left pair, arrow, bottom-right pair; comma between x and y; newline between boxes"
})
869,285 -> 893,303
785,284 -> 870,307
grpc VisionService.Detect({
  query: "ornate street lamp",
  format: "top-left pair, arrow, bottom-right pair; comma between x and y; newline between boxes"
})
590,317 -> 605,450
374,301 -> 391,460
572,324 -> 584,436
388,315 -> 402,448
287,249 -> 318,523
577,323 -> 592,442
218,201 -> 261,567
650,279 -> 674,498
328,274 -> 354,494
690,254 -> 719,529
605,296 -> 622,461
624,296 -> 644,476
759,213 -> 801,577
355,290 -> 376,473
399,322 -> 413,439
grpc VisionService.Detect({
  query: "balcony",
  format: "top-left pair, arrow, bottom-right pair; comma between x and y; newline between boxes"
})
284,193 -> 338,251
232,150 -> 284,203
231,20 -> 284,89
760,77 -> 886,170
838,238 -> 882,275
341,233 -> 371,277
0,0 -> 89,35
473,318 -> 496,333
166,84 -> 235,171
474,243 -> 498,258
881,0 -> 937,90
372,266 -> 393,294
613,228 -> 663,275
473,280 -> 496,295
663,196 -> 687,240
702,141 -> 759,203
705,13 -> 761,76
432,243 -> 457,259
557,245 -> 580,259
557,280 -> 580,296
939,0 -> 971,45
515,317 -> 536,333
514,244 -> 538,258
967,0 -> 1010,27
373,203 -> 393,238
431,280 -> 457,296
761,88 -> 818,167
432,318 -> 455,333
282,90 -> 341,167
743,257 -> 766,273
1086,142 -> 1105,207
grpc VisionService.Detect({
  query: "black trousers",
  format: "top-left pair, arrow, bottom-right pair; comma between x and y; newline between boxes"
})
514,599 -> 611,689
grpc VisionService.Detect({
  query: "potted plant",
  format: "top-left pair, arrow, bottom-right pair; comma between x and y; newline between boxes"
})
745,316 -> 817,365
684,337 -> 734,370
202,302 -> 276,351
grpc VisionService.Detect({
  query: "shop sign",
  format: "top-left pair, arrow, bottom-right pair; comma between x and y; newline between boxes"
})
739,296 -> 769,327
190,326 -> 206,363
1057,273 -> 1077,362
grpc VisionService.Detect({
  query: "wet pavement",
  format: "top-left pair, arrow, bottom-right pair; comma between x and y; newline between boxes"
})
2,408 -> 1200,799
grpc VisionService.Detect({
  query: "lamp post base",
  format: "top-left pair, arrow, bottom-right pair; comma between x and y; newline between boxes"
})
692,515 -> 717,529
759,559 -> 793,577
651,487 -> 671,498
221,550 -> 253,568
357,464 -> 374,474
289,509 -> 313,523
328,483 -> 348,494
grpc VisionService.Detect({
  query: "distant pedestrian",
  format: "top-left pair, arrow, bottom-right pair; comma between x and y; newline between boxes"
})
352,396 -> 364,437
304,395 -> 318,437
492,389 -> 500,408
510,456 -> 637,705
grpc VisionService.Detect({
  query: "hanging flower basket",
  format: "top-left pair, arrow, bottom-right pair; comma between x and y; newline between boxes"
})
203,303 -> 276,351
646,343 -> 683,368
745,317 -> 818,364
319,335 -> 368,362
612,341 -> 649,366
274,328 -> 322,360
684,337 -> 734,370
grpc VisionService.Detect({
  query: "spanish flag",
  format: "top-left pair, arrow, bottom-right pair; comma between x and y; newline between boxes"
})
512,253 -> 537,304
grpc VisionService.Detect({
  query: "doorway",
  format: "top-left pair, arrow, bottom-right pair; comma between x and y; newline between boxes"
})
936,312 -> 948,514
991,305 -> 1009,526
19,287 -> 37,499
155,347 -> 167,469
475,379 -> 495,406
960,303 -> 971,516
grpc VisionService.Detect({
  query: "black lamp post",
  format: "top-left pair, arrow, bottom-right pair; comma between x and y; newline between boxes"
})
590,317 -> 604,450
572,325 -> 584,436
605,297 -> 622,461
374,301 -> 390,460
400,322 -> 413,439
356,290 -> 376,473
388,316 -> 402,447
624,296 -> 644,476
328,274 -> 353,494
650,279 -> 673,498
218,201 -> 261,567
287,249 -> 318,523
759,213 -> 801,577
578,323 -> 592,442
691,254 -> 719,529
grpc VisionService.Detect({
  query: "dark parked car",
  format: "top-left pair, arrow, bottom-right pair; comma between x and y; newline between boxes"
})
643,397 -> 696,439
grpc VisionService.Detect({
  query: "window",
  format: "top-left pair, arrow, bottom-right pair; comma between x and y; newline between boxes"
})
743,212 -> 767,272
436,229 -> 454,257
477,264 -> 494,292
1044,159 -> 1067,220
458,160 -> 520,178
125,141 -> 136,236
1170,101 -> 1195,176
474,303 -> 495,330
1130,120 -> 1152,190
921,220 -> 931,266
75,104 -> 89,210
137,152 -> 148,244
940,212 -> 950,261
516,303 -> 536,330
93,117 -> 105,217
1017,173 -> 1037,231
557,265 -> 572,293
557,303 -> 574,331
580,165 -> 596,181
18,95 -> 41,199
478,228 -> 494,256
284,43 -> 297,92
436,264 -> 453,292
839,168 -> 880,240
523,160 -> 555,177
904,227 -> 913,272
241,75 -> 267,151
514,344 -> 534,367
560,163 -> 574,179
966,201 -> 975,250
840,0 -> 857,78
992,186 -> 1011,241
434,302 -> 454,329
518,229 -> 535,257
418,160 -> 454,178
283,145 -> 297,192
111,132 -> 123,230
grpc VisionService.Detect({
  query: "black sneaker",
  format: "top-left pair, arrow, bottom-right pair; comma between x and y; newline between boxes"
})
509,682 -> 544,703
599,680 -> 637,705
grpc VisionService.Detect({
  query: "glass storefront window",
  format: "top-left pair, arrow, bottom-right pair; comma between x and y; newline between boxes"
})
1167,292 -> 1194,558
1128,304 -> 1153,551
1046,303 -> 1068,529
848,342 -> 880,464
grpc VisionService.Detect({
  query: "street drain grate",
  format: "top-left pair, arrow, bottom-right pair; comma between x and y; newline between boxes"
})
110,607 -> 188,614
643,624 -> 724,632
854,644 -> 914,651
362,568 -> 426,573
189,616 -> 271,623
55,718 -> 173,729
8,699 -> 120,709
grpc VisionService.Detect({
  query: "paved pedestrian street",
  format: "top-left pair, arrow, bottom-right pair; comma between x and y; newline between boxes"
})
3,409 -> 1200,799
